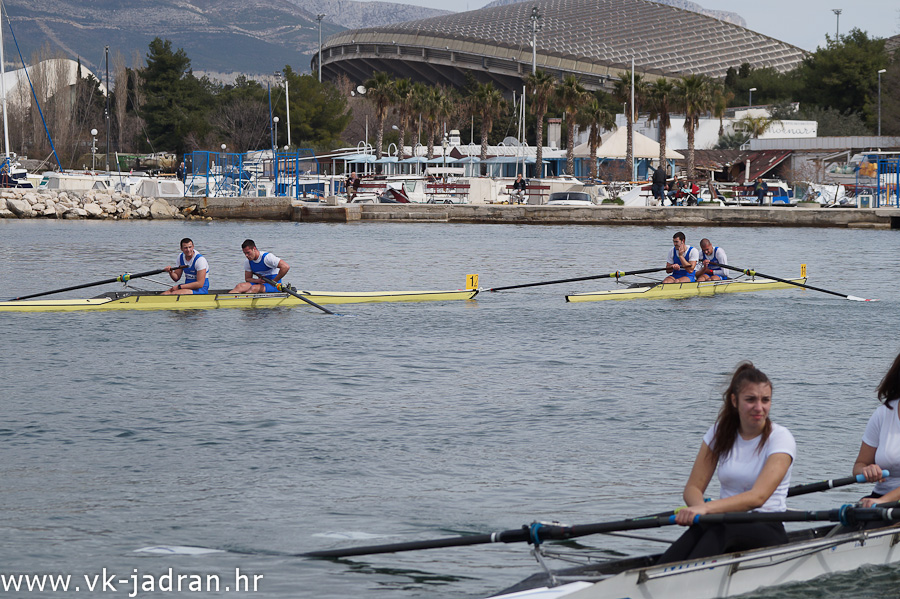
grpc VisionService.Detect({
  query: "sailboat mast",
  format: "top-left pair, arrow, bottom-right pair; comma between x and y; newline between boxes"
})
0,0 -> 10,158
105,45 -> 110,173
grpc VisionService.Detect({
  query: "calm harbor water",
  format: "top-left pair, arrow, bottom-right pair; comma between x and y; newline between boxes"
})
1,219 -> 899,599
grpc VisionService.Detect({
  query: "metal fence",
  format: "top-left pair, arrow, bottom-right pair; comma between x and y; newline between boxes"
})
185,150 -> 322,198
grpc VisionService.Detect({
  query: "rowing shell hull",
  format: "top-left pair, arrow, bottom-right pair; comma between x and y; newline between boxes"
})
0,289 -> 479,312
566,278 -> 807,302
491,525 -> 900,599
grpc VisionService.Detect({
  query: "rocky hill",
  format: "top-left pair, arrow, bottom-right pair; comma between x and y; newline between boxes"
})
3,0 -> 449,78
483,0 -> 746,28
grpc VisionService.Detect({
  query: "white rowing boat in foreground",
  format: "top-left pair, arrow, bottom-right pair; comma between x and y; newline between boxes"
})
489,522 -> 900,599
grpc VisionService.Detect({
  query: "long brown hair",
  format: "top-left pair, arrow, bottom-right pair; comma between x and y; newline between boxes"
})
709,361 -> 773,463
877,352 -> 900,409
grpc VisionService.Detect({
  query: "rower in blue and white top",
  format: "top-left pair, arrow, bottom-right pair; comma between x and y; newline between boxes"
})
663,231 -> 700,283
162,237 -> 210,295
229,239 -> 290,294
694,238 -> 728,282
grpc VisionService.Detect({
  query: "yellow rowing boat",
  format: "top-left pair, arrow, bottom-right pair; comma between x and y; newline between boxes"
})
0,288 -> 479,312
566,277 -> 807,302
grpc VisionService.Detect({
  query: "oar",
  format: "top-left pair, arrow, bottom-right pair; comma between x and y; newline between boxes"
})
303,515 -> 675,558
255,275 -> 338,316
487,267 -> 668,292
788,471 -> 889,497
715,263 -> 876,302
693,501 -> 900,526
9,267 -> 181,301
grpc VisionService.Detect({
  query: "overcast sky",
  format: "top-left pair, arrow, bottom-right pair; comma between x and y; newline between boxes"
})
366,0 -> 900,52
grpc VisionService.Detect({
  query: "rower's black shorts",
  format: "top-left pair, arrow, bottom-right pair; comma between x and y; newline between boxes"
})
656,521 -> 788,565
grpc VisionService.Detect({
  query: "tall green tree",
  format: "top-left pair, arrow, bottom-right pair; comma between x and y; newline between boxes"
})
363,71 -> 396,159
613,71 -> 646,178
524,69 -> 556,178
393,78 -> 414,159
675,75 -> 713,178
288,75 -> 351,149
472,82 -> 505,162
647,78 -> 676,172
555,75 -> 588,176
577,95 -> 616,181
795,29 -> 889,126
139,38 -> 213,154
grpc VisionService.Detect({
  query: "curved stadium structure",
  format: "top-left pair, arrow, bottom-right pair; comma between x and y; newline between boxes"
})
314,0 -> 806,93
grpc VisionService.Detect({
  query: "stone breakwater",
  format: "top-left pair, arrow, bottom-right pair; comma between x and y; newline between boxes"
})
0,189 -> 205,220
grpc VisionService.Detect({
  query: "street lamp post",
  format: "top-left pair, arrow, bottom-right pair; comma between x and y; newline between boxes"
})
442,136 -> 448,169
316,14 -> 326,83
90,129 -> 98,170
749,87 -> 757,107
832,9 -> 842,39
878,69 -> 887,136
273,116 -> 279,152
529,7 -> 542,75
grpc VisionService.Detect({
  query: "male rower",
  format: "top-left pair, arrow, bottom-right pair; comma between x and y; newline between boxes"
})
694,238 -> 729,282
162,237 -> 210,295
663,231 -> 699,283
229,239 -> 290,294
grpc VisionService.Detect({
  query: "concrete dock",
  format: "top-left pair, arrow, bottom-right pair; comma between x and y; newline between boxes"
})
166,197 -> 900,229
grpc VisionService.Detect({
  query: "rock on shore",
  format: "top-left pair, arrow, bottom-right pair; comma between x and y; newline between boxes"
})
0,188 -> 190,220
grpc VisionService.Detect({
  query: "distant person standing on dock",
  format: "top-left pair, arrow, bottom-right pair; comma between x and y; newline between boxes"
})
162,238 -> 210,295
229,240 -> 290,294
346,172 -> 361,201
651,165 -> 667,205
176,161 -> 186,182
663,231 -> 699,283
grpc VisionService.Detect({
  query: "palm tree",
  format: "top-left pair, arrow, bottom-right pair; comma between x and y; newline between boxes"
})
393,78 -> 414,159
647,78 -> 676,173
409,82 -> 430,156
363,71 -> 396,159
711,83 -> 734,137
736,114 -> 782,138
424,87 -> 453,160
675,74 -> 713,178
472,82 -> 505,162
577,95 -> 616,181
525,69 -> 556,178
555,75 -> 588,176
612,71 -> 647,178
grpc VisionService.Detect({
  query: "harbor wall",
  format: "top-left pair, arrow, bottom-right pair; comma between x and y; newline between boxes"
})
4,189 -> 900,229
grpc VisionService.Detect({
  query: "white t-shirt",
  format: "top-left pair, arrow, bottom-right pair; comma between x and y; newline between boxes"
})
702,246 -> 727,277
244,252 -> 281,277
861,400 -> 900,495
667,246 -> 700,270
702,422 -> 796,512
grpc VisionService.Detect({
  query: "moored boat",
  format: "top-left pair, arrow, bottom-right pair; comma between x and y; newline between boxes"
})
566,277 -> 807,302
0,288 -> 479,312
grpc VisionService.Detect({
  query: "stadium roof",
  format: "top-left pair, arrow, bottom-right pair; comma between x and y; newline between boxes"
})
315,0 -> 806,94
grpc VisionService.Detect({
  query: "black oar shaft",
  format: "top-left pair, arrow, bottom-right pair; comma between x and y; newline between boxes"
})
256,275 -> 336,316
716,263 -> 869,301
10,268 -> 171,301
488,267 -> 667,292
788,474 -> 864,497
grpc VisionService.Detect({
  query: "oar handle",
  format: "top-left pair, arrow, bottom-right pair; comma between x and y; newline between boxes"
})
787,470 -> 889,497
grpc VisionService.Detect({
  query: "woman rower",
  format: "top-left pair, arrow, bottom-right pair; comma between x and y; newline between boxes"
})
852,352 -> 900,508
657,362 -> 795,564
